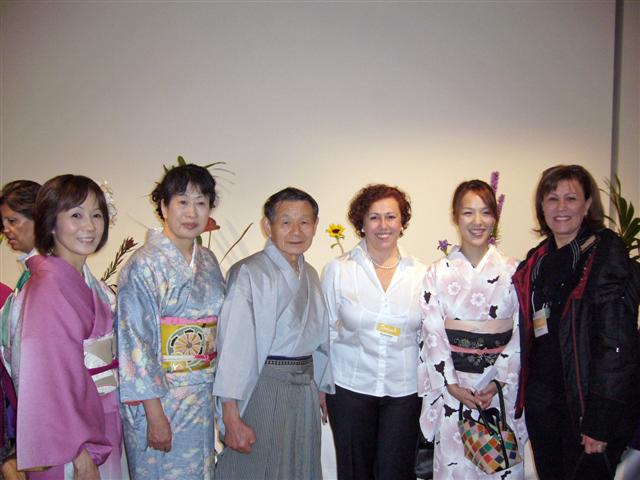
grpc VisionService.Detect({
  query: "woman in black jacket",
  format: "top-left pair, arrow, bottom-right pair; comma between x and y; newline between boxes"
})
513,165 -> 640,480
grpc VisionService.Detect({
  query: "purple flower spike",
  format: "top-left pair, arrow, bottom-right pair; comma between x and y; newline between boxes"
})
490,171 -> 500,192
497,193 -> 505,216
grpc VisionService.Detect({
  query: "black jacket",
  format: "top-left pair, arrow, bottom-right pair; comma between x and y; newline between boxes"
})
513,228 -> 640,443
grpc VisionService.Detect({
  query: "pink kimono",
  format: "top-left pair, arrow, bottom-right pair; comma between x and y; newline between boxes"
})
16,255 -> 122,478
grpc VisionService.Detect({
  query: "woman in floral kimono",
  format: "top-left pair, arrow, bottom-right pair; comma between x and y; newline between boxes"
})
418,179 -> 527,479
16,175 -> 123,479
117,164 -> 225,479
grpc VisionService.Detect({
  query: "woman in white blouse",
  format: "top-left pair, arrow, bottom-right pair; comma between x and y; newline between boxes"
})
322,184 -> 426,480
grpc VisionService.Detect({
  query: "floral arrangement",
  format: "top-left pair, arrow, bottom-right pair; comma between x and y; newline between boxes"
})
326,224 -> 346,255
436,171 -> 506,256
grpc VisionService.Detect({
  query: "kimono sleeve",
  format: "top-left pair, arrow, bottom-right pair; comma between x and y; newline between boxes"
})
493,280 -> 522,387
417,264 -> 459,396
17,275 -> 111,470
117,257 -> 168,402
312,329 -> 334,394
212,264 -> 261,404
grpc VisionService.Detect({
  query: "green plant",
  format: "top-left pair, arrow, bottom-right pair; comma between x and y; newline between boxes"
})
603,175 -> 640,261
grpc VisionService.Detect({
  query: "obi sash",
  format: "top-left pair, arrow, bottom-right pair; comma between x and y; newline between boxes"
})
84,331 -> 118,395
444,317 -> 513,374
161,316 -> 217,373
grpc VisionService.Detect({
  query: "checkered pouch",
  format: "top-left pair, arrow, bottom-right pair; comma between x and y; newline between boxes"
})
457,380 -> 522,474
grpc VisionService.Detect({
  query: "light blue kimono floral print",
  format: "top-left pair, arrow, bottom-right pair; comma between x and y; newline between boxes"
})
117,229 -> 225,480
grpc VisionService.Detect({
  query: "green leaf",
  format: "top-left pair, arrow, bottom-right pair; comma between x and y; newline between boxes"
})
625,202 -> 636,228
177,156 -> 186,166
202,161 -> 227,169
196,235 -> 203,245
622,218 -> 640,244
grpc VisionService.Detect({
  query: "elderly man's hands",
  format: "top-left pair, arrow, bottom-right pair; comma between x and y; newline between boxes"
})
222,400 -> 257,454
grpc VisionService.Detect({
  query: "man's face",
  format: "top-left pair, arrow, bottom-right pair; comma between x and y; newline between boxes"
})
263,200 -> 318,265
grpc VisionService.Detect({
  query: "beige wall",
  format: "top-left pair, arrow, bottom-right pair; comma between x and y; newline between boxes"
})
0,0 -> 632,286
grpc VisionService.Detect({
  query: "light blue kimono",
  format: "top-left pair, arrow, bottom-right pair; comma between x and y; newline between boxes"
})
117,229 -> 225,480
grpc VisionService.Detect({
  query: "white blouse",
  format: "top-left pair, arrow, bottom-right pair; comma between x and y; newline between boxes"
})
322,240 -> 427,397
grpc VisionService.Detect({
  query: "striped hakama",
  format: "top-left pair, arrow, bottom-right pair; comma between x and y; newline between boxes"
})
215,357 -> 322,480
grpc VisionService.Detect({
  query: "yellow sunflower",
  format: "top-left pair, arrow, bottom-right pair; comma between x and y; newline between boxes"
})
326,224 -> 345,239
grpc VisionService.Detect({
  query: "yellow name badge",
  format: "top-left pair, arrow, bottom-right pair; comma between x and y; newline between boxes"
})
375,322 -> 401,342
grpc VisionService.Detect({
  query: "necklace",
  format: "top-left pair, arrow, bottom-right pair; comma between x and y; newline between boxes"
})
367,252 -> 400,270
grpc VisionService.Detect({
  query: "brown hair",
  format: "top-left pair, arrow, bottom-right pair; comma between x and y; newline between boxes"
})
0,180 -> 41,228
348,184 -> 411,238
34,175 -> 109,254
534,165 -> 605,236
451,180 -> 498,219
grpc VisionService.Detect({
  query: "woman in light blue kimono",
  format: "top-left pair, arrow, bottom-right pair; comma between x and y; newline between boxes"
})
117,164 -> 225,480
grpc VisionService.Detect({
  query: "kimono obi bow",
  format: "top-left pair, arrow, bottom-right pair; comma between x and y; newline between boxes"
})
84,331 -> 118,395
444,318 -> 513,374
160,316 -> 218,373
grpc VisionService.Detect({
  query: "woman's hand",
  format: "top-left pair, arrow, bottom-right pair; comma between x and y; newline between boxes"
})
222,400 -> 257,454
581,434 -> 607,454
72,449 -> 100,480
475,381 -> 503,409
319,392 -> 328,424
447,384 -> 480,410
143,398 -> 172,452
1,457 -> 26,480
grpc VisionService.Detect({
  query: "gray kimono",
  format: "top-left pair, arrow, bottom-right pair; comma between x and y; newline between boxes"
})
213,240 -> 333,414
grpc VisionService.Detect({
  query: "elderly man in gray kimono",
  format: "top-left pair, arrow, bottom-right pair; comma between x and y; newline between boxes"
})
213,187 -> 333,480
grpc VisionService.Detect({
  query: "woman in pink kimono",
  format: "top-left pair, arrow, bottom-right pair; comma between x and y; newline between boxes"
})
15,175 -> 123,479
418,180 -> 527,479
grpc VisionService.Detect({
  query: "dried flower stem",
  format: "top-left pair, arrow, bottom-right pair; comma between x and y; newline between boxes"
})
101,237 -> 138,284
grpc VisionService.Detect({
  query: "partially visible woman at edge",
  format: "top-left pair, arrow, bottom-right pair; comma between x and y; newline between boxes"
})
322,184 -> 427,480
513,165 -> 640,479
16,175 -> 124,479
117,164 -> 225,479
418,180 -> 527,479
0,180 -> 40,480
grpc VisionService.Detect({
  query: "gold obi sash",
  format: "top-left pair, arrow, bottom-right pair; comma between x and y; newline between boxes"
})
160,316 -> 217,373
84,331 -> 118,395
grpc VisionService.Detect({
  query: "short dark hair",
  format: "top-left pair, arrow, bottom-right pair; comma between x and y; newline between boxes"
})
151,164 -> 217,220
263,187 -> 319,223
348,184 -> 412,238
534,164 -> 605,236
0,181 -> 41,231
34,175 -> 109,255
451,180 -> 499,219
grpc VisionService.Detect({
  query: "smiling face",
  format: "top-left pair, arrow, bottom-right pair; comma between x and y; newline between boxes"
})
161,183 -> 211,251
542,179 -> 591,248
53,191 -> 105,271
1,204 -> 35,253
263,200 -> 318,266
362,197 -> 402,255
455,191 -> 496,252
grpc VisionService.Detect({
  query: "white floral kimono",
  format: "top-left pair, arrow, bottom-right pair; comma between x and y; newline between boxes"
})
418,245 -> 528,479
